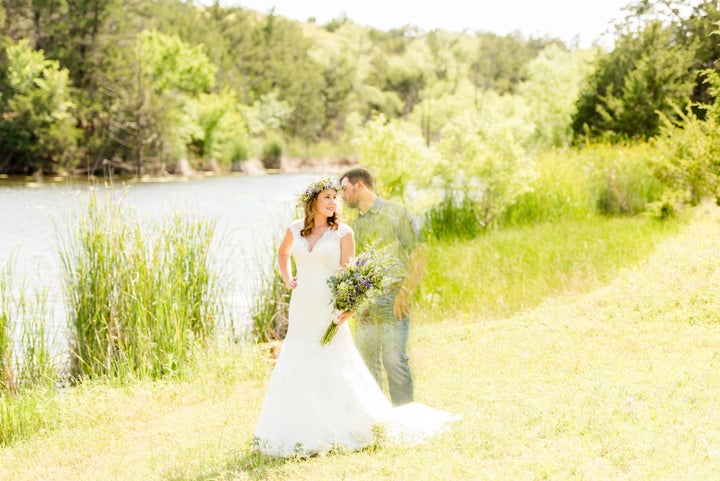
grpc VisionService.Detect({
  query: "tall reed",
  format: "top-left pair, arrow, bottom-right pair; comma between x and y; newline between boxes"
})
0,267 -> 11,393
59,191 -> 223,382
422,191 -> 485,241
500,144 -> 665,227
0,258 -> 57,446
250,234 -> 291,343
499,149 -> 596,226
0,259 -> 55,393
587,143 -> 664,216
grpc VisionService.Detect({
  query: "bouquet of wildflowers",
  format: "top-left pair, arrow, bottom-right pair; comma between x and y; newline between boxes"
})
321,249 -> 387,346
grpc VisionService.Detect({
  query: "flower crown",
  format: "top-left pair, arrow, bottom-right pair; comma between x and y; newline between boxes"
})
298,176 -> 339,205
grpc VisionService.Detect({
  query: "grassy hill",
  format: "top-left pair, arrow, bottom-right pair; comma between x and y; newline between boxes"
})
1,204 -> 719,480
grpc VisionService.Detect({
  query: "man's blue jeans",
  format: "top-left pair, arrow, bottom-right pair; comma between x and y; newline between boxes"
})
354,286 -> 414,406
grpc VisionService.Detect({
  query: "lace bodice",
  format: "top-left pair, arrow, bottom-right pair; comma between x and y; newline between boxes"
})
288,220 -> 353,287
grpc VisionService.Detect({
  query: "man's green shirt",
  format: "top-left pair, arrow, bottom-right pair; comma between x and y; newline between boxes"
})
351,197 -> 420,285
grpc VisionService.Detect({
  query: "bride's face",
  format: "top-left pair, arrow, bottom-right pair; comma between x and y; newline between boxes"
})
314,189 -> 338,218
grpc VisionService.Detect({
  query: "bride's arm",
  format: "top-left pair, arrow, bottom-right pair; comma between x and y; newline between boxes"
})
278,228 -> 297,289
336,231 -> 356,326
339,230 -> 355,267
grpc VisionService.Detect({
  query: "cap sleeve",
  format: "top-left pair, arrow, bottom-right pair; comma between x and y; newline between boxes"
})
337,222 -> 353,239
288,219 -> 303,239
326,222 -> 353,243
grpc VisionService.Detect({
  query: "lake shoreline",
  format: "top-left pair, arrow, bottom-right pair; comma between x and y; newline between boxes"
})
0,155 -> 359,187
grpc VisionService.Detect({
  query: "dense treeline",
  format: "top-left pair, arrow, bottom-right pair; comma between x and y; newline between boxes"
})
572,0 -> 720,141
0,0 -> 718,183
0,0 -> 565,176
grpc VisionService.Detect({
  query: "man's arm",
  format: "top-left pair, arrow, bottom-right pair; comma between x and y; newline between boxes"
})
393,242 -> 429,319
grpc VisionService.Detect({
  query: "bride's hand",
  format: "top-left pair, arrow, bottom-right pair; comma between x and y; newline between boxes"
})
284,276 -> 297,289
336,311 -> 355,326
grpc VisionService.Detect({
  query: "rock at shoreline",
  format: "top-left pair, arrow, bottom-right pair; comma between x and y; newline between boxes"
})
232,158 -> 265,176
173,158 -> 196,177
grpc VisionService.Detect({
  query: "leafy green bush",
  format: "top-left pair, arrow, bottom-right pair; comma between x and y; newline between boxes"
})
187,90 -> 251,167
422,192 -> 485,241
353,114 -> 436,199
590,143 -> 664,216
261,137 -> 283,170
434,112 -> 535,228
0,39 -> 79,174
651,100 -> 720,208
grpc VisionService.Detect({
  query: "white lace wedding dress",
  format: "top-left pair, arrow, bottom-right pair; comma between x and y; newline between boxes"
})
253,220 -> 458,457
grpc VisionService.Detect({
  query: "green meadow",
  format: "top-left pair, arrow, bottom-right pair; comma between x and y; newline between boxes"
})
3,2 -> 720,478
2,200 -> 718,480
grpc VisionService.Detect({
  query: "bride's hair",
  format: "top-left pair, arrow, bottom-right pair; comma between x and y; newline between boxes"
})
301,192 -> 339,237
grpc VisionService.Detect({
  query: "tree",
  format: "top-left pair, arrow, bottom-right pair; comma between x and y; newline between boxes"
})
97,29 -> 217,175
572,20 -> 696,141
518,44 -> 597,148
676,0 -> 720,111
469,32 -> 560,96
228,12 -> 325,142
412,31 -> 475,145
0,39 -> 79,174
58,0 -> 119,92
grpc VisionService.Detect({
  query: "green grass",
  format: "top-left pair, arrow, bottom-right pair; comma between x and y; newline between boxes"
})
418,214 -> 679,323
2,203 -> 719,480
0,259 -> 57,445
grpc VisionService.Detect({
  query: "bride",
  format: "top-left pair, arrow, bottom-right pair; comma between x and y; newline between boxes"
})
253,176 -> 457,457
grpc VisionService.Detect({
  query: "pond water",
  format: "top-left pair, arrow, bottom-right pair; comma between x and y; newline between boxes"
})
0,172 -> 321,354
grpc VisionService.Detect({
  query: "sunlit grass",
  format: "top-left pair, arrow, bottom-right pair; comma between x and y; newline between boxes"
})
500,148 -> 597,226
1,204 -> 718,480
418,214 -> 680,323
0,342 -> 270,480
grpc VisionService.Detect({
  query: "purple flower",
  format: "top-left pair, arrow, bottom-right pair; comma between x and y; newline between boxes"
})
298,176 -> 339,206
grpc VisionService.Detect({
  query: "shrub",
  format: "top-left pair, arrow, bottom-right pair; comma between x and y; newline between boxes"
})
261,137 -> 283,170
651,101 -> 720,207
352,114 -> 436,200
434,112 -> 535,228
422,192 -> 485,241
0,39 -> 79,174
592,144 -> 664,216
